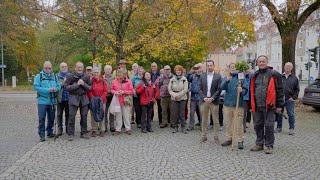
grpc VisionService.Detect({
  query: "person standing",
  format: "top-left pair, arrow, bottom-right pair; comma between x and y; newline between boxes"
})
168,65 -> 189,134
150,62 -> 162,125
220,63 -> 249,150
88,67 -> 108,137
275,62 -> 299,135
65,62 -> 92,141
199,60 -> 222,143
243,70 -> 253,132
136,72 -> 157,133
56,62 -> 69,136
131,66 -> 144,128
34,61 -> 61,142
159,65 -> 173,128
187,64 -> 202,131
250,55 -> 284,154
103,65 -> 115,132
111,69 -> 134,135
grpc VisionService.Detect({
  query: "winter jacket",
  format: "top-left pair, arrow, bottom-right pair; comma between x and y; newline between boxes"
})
282,73 -> 300,100
136,81 -> 157,105
65,72 -> 91,107
243,73 -> 252,101
159,74 -> 173,97
34,71 -> 61,105
57,71 -> 69,102
250,68 -> 284,112
168,75 -> 188,101
188,73 -> 202,101
151,71 -> 161,84
221,73 -> 249,107
131,74 -> 142,88
88,76 -> 108,103
111,78 -> 134,106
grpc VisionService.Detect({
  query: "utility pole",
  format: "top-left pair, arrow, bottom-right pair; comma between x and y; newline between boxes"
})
1,32 -> 4,88
308,50 -> 311,85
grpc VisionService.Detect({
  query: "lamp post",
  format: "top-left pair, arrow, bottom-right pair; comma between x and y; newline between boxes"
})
1,32 -> 4,88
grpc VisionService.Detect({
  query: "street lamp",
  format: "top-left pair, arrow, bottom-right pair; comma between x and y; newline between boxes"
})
1,32 -> 4,88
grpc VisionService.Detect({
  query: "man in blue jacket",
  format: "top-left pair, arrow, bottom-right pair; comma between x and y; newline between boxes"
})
34,61 -> 61,142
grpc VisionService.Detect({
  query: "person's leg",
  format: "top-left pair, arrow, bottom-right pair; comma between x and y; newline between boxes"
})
105,102 -> 110,131
223,106 -> 233,142
46,105 -> 55,136
201,103 -> 209,139
219,104 -> 224,127
189,100 -> 197,129
170,101 -> 179,128
253,110 -> 265,146
67,105 -> 78,136
141,105 -> 147,131
242,101 -> 248,131
160,97 -> 168,126
37,104 -> 46,139
57,103 -> 63,133
286,100 -> 296,130
157,99 -> 162,125
133,96 -> 141,125
265,110 -> 276,148
79,104 -> 89,135
91,110 -> 98,134
195,100 -> 202,124
123,105 -> 132,131
179,100 -> 187,131
147,103 -> 153,131
115,108 -> 123,132
210,104 -> 220,137
237,107 -> 244,143
64,101 -> 69,134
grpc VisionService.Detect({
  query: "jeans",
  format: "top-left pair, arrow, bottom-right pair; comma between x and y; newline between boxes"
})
57,101 -> 69,133
276,99 -> 295,129
189,100 -> 201,128
171,100 -> 186,128
253,108 -> 275,148
37,104 -> 55,138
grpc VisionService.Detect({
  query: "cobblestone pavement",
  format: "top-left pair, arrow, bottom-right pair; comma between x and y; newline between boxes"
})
0,95 -> 320,179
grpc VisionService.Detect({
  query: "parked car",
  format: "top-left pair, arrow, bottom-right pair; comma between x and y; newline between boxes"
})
302,78 -> 320,111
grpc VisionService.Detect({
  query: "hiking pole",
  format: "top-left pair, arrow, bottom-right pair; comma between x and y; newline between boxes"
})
231,73 -> 244,151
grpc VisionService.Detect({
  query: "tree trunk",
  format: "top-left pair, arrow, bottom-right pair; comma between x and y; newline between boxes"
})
115,36 -> 124,63
280,29 -> 298,75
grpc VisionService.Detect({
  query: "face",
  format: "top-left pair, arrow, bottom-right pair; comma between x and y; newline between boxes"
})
151,64 -> 157,72
284,63 -> 293,73
43,63 -> 52,74
93,71 -> 99,77
119,63 -> 126,69
138,68 -> 145,76
256,57 -> 268,70
104,67 -> 112,75
60,63 -> 68,72
144,72 -> 151,80
86,69 -> 92,76
164,68 -> 171,75
175,69 -> 182,76
229,63 -> 236,72
132,64 -> 139,73
75,63 -> 84,74
207,61 -> 214,72
117,73 -> 125,80
195,68 -> 201,75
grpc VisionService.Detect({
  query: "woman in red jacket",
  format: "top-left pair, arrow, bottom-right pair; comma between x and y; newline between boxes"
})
136,72 -> 158,133
88,67 -> 108,137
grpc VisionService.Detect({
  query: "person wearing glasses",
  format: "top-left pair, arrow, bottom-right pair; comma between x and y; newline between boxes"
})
34,61 -> 61,142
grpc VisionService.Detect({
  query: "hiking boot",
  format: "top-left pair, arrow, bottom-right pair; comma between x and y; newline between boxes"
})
172,127 -> 179,133
250,145 -> 263,152
181,127 -> 187,134
160,124 -> 168,128
68,135 -> 74,141
40,137 -> 45,142
147,129 -> 153,133
80,133 -> 90,139
137,124 -> 141,129
264,147 -> 273,154
200,136 -> 208,143
221,140 -> 232,147
91,131 -> 97,137
274,128 -> 282,133
114,131 -> 121,135
57,130 -> 63,136
238,142 -> 244,150
187,127 -> 194,131
126,130 -> 132,135
195,122 -> 201,126
110,128 -> 116,133
141,129 -> 147,133
288,129 -> 295,135
214,136 -> 220,144
99,132 -> 105,137
47,133 -> 55,138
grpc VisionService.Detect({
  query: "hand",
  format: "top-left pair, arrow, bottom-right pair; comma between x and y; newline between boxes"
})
175,96 -> 179,101
276,108 -> 282,113
77,79 -> 84,85
206,98 -> 213,103
119,90 -> 124,95
49,87 -> 56,92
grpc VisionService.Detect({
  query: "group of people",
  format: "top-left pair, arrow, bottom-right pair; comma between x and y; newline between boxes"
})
34,55 -> 299,154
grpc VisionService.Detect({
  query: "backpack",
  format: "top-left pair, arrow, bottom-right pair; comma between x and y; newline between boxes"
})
37,72 -> 59,100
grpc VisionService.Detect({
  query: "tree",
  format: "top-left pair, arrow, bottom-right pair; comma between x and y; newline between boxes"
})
258,0 -> 320,73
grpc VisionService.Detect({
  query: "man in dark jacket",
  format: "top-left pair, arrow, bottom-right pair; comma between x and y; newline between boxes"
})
65,62 -> 92,141
275,62 -> 299,135
250,55 -> 284,154
56,62 -> 69,136
199,60 -> 222,143
150,62 -> 162,125
159,65 -> 173,128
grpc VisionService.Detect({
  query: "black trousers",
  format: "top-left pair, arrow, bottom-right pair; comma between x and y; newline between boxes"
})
57,101 -> 69,133
133,96 -> 142,125
68,103 -> 89,136
253,108 -> 275,148
141,103 -> 153,131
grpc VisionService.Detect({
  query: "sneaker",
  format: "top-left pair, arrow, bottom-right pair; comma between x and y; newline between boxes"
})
250,145 -> 263,151
200,137 -> 208,143
47,134 -> 55,138
160,124 -> 168,128
264,147 -> 273,154
68,135 -> 74,141
141,129 -> 147,133
274,128 -> 282,133
288,129 -> 295,135
110,128 -> 116,133
214,136 -> 220,144
238,142 -> 244,150
137,124 -> 141,129
131,121 -> 135,124
221,140 -> 232,147
126,130 -> 132,135
187,127 -> 194,131
91,131 -> 97,137
172,127 -> 179,133
40,137 -> 45,142
80,133 -> 90,139
114,131 -> 121,135
147,129 -> 153,132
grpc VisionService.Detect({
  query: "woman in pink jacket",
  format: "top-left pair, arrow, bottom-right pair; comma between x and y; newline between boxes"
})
111,69 -> 134,135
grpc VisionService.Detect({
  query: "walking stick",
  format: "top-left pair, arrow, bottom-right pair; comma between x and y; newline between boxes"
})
231,73 -> 244,151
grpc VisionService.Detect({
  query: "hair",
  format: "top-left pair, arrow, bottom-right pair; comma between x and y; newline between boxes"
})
43,61 -> 52,67
116,69 -> 127,77
151,62 -> 157,67
75,61 -> 84,67
59,62 -> 67,67
206,60 -> 214,65
142,72 -> 151,86
174,65 -> 185,73
256,55 -> 269,62
104,65 -> 112,71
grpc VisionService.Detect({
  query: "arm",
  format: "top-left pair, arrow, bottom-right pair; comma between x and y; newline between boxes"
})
275,72 -> 285,108
168,79 -> 177,98
136,83 -> 145,95
34,74 -> 50,94
198,75 -> 206,101
65,75 -> 79,92
82,77 -> 92,92
111,80 -> 117,94
102,81 -> 108,103
292,77 -> 300,100
220,79 -> 229,91
123,81 -> 134,95
212,77 -> 222,101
